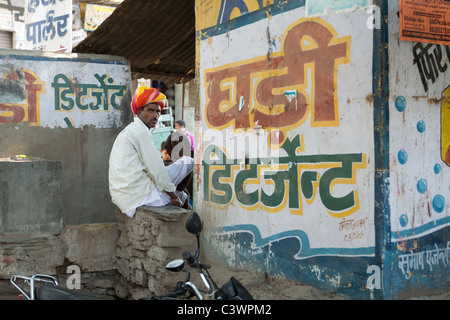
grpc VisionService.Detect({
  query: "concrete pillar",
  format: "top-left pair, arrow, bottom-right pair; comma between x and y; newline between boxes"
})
0,157 -> 63,234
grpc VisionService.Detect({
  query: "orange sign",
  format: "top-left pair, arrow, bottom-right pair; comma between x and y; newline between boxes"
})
399,0 -> 450,46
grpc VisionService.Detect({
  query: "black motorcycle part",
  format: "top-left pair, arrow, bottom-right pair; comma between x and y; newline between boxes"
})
219,277 -> 254,300
35,284 -> 99,300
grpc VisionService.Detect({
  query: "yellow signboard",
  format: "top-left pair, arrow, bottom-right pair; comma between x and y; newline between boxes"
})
196,0 -> 276,31
442,86 -> 450,166
84,4 -> 115,32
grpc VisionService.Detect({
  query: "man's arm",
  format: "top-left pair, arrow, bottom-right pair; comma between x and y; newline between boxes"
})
138,133 -> 182,207
135,129 -> 177,193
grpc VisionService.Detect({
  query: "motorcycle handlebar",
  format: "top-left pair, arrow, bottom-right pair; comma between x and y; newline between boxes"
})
182,251 -> 211,269
182,251 -> 196,266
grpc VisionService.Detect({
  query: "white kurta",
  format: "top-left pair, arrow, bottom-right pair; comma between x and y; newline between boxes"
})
109,117 -> 192,217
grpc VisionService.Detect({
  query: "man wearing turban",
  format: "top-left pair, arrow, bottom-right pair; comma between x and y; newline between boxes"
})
109,87 -> 193,218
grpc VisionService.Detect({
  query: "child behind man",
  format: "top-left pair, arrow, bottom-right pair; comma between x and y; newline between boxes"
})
160,141 -> 173,166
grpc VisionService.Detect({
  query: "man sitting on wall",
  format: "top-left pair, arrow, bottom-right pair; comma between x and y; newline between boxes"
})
109,87 -> 193,218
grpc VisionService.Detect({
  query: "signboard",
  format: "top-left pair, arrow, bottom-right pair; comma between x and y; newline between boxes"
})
399,0 -> 450,45
0,6 -> 14,31
24,0 -> 72,52
84,4 -> 115,32
0,50 -> 130,129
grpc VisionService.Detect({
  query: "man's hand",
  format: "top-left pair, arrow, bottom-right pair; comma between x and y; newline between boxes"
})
171,197 -> 182,207
166,191 -> 181,207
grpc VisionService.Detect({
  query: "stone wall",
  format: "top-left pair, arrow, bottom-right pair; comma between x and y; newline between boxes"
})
0,223 -> 119,299
115,205 -> 196,300
1,205 -> 197,300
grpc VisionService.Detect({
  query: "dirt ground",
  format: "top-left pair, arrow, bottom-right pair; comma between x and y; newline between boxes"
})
206,263 -> 450,300
2,263 -> 448,300
2,271 -> 449,300
207,264 -> 349,300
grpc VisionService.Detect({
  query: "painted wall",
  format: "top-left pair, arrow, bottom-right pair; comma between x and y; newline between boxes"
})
0,49 -> 132,225
386,1 -> 450,299
195,0 -> 449,299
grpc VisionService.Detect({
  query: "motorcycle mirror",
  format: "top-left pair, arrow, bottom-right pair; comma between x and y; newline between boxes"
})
186,212 -> 202,235
165,259 -> 185,272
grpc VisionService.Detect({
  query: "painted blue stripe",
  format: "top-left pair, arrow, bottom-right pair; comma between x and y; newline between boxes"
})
372,0 -> 391,300
372,0 -> 390,253
197,0 -> 306,40
0,52 -> 129,66
391,216 -> 450,240
217,224 -> 375,258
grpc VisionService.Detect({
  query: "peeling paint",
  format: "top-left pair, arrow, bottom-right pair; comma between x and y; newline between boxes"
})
0,69 -> 26,103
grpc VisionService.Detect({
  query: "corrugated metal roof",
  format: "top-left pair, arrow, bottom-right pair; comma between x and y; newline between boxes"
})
73,0 -> 195,83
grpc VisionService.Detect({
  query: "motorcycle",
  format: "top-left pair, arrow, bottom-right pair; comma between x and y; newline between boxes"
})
9,212 -> 253,300
142,212 -> 253,300
10,274 -> 98,300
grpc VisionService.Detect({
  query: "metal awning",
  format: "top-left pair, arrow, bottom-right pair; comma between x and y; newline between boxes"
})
73,0 -> 195,83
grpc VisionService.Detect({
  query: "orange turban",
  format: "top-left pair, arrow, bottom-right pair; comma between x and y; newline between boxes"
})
130,86 -> 167,115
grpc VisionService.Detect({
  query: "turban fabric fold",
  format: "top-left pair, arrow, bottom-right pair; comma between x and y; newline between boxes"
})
131,86 -> 167,115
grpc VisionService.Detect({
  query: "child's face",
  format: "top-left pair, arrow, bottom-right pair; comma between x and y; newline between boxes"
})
161,149 -> 171,160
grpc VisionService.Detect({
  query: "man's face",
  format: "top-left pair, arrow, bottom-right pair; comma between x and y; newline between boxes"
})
137,103 -> 160,128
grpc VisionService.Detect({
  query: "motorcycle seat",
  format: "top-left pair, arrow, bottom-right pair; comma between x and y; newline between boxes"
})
35,284 -> 98,300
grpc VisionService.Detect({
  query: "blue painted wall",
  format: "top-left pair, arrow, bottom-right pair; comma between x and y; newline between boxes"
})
195,0 -> 449,299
